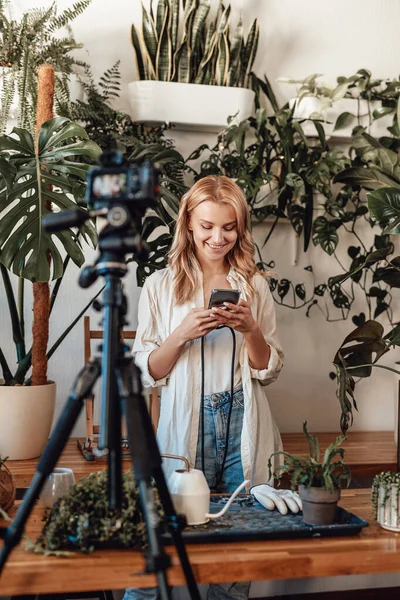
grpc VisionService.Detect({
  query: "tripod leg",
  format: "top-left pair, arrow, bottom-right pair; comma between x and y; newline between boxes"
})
0,359 -> 102,575
116,358 -> 201,600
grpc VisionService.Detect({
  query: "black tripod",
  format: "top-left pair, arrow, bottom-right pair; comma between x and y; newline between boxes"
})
0,203 -> 201,600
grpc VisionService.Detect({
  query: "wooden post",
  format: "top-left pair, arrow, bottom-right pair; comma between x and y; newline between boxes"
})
31,64 -> 54,387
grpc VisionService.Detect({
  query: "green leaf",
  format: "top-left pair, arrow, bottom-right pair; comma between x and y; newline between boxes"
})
156,0 -> 172,81
372,106 -> 394,120
312,216 -> 338,255
333,111 -> 355,132
156,0 -> 167,38
226,14 -> 243,87
241,19 -> 259,88
215,32 -> 229,86
191,0 -> 211,54
170,0 -> 180,56
131,24 -> 147,80
0,117 -> 101,282
367,187 -> 400,234
334,167 -> 399,190
141,2 -> 158,77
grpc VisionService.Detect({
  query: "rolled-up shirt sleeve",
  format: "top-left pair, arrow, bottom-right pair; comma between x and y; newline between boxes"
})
132,277 -> 168,388
249,276 -> 284,386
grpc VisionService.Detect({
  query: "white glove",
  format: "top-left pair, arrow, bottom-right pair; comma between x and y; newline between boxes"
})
251,484 -> 302,515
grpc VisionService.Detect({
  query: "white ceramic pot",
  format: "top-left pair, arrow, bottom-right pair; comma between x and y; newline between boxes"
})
290,96 -> 392,140
376,483 -> 400,532
127,80 -> 255,132
0,382 -> 56,460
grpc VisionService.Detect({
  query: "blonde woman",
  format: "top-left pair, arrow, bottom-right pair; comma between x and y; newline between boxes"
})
125,176 -> 284,600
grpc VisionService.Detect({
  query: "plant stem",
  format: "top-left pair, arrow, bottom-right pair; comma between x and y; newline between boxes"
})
346,364 -> 400,377
0,264 -> 26,362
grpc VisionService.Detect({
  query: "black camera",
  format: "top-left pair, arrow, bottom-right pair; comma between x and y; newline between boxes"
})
87,150 -> 159,215
42,151 -> 159,234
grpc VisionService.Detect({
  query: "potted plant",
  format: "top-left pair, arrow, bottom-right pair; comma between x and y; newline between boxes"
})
283,70 -> 396,140
371,472 -> 400,532
0,0 -> 91,133
0,115 -> 101,459
128,0 -> 258,130
268,422 -> 351,525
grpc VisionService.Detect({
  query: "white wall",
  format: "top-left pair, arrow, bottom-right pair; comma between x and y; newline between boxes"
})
2,0 -> 400,439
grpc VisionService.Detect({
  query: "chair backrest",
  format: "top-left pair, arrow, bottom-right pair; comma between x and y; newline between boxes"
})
83,316 -> 160,432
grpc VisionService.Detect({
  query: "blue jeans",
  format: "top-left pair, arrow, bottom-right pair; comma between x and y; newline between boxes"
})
123,386 -> 250,600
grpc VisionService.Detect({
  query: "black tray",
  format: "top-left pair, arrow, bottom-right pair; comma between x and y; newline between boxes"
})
161,494 -> 368,544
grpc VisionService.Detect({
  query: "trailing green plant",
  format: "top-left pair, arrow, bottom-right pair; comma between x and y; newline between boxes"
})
332,185 -> 400,433
371,471 -> 400,522
0,0 -> 91,133
268,422 -> 351,493
281,69 -> 400,137
31,470 -> 164,554
131,0 -> 259,87
0,116 -> 102,385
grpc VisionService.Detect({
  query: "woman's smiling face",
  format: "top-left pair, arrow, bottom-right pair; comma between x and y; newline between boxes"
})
188,200 -> 238,265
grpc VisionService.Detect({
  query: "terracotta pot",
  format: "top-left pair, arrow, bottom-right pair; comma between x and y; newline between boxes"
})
0,382 -> 56,460
299,485 -> 340,526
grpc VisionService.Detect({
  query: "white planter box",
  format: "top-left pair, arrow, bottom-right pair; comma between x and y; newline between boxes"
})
128,80 -> 255,132
290,97 -> 393,140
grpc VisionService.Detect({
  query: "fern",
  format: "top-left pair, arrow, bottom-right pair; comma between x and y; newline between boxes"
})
48,0 -> 91,33
0,0 -> 91,133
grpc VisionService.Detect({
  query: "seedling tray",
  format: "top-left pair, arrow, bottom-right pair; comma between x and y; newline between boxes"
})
162,494 -> 368,544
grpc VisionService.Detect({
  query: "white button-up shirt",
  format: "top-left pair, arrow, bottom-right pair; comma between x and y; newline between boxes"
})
133,267 -> 284,487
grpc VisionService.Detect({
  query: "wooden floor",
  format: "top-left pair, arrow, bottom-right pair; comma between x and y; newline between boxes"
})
7,431 -> 397,488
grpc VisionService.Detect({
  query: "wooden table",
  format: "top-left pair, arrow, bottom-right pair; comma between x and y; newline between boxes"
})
2,489 -> 400,596
1,434 -> 398,596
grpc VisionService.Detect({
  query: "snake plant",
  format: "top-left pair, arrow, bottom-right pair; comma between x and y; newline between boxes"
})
131,0 -> 259,87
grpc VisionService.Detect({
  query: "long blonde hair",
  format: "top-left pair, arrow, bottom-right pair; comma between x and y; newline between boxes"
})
168,175 -> 259,304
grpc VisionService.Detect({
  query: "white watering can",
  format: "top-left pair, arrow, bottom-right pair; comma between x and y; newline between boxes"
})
164,454 -> 249,526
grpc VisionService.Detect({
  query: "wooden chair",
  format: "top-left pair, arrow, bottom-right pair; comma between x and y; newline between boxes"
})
77,316 -> 160,461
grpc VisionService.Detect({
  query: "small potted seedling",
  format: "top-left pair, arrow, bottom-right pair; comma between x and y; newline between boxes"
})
268,422 -> 351,525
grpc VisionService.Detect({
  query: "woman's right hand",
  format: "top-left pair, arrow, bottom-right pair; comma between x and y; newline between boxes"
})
177,308 -> 219,343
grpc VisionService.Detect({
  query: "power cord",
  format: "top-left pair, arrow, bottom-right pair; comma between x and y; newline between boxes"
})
200,326 -> 236,490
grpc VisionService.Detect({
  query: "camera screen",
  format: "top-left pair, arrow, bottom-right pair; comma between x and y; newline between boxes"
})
91,172 -> 127,198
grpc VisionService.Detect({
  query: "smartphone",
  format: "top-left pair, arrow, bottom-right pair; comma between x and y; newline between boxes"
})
208,288 -> 241,309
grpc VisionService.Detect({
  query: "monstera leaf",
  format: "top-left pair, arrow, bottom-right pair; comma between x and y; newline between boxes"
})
0,117 -> 101,282
367,187 -> 400,234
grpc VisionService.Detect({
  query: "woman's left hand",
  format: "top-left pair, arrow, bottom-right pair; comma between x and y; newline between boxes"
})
211,299 -> 259,335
